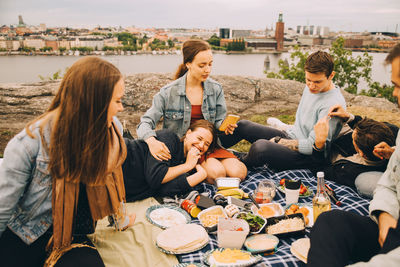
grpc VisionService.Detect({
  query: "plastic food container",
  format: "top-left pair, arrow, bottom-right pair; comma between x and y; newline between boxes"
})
264,213 -> 306,238
217,217 -> 249,249
198,206 -> 227,232
215,177 -> 241,190
235,212 -> 267,234
251,203 -> 284,219
244,234 -> 279,254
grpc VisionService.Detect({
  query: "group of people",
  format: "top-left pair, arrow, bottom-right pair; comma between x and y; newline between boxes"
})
0,38 -> 399,266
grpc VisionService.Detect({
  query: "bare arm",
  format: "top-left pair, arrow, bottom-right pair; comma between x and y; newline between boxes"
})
161,147 -> 200,184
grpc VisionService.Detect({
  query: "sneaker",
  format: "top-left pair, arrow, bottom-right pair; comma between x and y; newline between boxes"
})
267,117 -> 293,132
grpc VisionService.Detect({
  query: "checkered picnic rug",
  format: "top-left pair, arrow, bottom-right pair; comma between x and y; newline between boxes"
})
177,165 -> 371,267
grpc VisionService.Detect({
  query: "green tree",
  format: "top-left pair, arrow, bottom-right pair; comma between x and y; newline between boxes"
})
207,34 -> 221,46
58,47 -> 66,52
167,39 -> 174,48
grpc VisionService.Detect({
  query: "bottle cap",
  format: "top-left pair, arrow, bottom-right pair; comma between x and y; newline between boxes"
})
317,171 -> 324,178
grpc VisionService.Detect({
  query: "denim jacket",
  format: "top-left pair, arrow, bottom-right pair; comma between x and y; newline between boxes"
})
0,117 -> 123,244
136,72 -> 227,140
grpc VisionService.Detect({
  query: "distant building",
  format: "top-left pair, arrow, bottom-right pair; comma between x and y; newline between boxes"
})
232,30 -> 251,38
275,13 -> 284,51
246,37 -> 277,51
219,28 -> 230,39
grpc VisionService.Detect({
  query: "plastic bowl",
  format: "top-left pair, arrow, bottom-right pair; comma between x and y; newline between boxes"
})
244,234 -> 279,254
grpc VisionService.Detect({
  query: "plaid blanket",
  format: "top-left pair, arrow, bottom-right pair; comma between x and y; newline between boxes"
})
178,165 -> 371,266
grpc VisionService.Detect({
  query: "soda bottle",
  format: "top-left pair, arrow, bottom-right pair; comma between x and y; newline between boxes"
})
312,172 -> 331,223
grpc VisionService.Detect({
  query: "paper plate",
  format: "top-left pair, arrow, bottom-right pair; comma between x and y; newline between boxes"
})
146,204 -> 191,229
276,182 -> 313,198
284,203 -> 314,227
290,238 -> 310,263
203,248 -> 263,267
156,236 -> 209,255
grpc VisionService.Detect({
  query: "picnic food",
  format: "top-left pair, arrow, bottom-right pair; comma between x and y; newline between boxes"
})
236,212 -> 265,233
279,179 -> 310,196
156,224 -> 208,253
199,206 -> 226,227
266,217 -> 305,235
216,188 -> 249,199
285,204 -> 310,225
290,238 -> 310,263
212,248 -> 251,263
245,236 -> 278,251
149,207 -> 187,228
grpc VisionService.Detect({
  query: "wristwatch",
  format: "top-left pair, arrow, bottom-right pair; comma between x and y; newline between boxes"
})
274,136 -> 281,143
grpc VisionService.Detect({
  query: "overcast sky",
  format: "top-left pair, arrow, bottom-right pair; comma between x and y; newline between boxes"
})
0,0 -> 399,32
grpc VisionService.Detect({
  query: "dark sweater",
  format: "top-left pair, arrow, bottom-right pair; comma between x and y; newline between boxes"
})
122,129 -> 192,202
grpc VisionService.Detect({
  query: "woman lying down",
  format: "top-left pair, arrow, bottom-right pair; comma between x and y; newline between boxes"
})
123,119 -> 218,201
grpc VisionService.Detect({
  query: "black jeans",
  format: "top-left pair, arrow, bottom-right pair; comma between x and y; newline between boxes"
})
220,120 -> 316,171
307,209 -> 400,267
0,227 -> 105,267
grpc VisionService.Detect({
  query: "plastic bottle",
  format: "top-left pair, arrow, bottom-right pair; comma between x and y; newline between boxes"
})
312,172 -> 331,223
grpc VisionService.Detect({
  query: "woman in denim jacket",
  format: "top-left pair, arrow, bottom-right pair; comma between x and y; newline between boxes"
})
137,39 -> 247,183
0,57 -> 135,266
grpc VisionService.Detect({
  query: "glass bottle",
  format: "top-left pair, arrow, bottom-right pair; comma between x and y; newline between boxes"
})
312,172 -> 331,223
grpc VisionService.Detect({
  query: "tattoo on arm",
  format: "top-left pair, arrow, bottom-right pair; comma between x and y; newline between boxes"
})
278,138 -> 299,151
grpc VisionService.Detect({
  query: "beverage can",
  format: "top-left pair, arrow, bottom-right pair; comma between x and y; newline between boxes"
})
181,199 -> 200,218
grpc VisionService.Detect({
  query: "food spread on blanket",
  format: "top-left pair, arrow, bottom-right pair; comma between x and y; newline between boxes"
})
252,203 -> 284,218
236,212 -> 265,233
157,224 -> 209,253
290,238 -> 310,263
149,207 -> 187,228
266,217 -> 305,235
279,179 -> 310,196
245,235 -> 278,251
211,248 -> 251,263
285,204 -> 311,226
198,206 -> 227,228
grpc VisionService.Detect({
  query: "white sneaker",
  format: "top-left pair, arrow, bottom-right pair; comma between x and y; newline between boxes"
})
267,117 -> 293,132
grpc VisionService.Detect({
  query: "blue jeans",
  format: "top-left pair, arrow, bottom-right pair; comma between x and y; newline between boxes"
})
355,171 -> 383,199
220,120 -> 317,171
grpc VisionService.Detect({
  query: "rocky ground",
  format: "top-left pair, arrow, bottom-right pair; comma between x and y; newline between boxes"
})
1,73 -> 399,155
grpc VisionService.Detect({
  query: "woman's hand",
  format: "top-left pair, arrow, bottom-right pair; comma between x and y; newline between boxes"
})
224,123 -> 237,135
314,116 -> 330,149
378,212 -> 397,247
373,142 -> 395,160
185,147 -> 201,169
328,104 -> 349,121
145,137 -> 171,161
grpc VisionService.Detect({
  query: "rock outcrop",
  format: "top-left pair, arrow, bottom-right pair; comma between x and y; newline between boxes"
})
0,73 -> 398,153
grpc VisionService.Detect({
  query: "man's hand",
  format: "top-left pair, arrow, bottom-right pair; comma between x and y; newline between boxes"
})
185,147 -> 201,169
145,137 -> 171,161
314,116 -> 330,149
224,123 -> 237,135
270,137 -> 299,151
378,211 -> 398,247
373,142 -> 395,160
328,104 -> 350,122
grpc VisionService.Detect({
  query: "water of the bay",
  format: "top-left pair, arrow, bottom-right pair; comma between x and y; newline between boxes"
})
0,52 -> 392,91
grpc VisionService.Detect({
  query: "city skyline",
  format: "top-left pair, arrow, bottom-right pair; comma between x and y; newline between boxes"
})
0,0 -> 399,32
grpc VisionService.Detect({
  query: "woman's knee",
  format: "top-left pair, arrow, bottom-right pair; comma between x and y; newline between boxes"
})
221,158 -> 247,180
202,158 -> 226,182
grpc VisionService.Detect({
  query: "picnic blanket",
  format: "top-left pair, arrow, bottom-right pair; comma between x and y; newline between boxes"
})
178,165 -> 371,267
